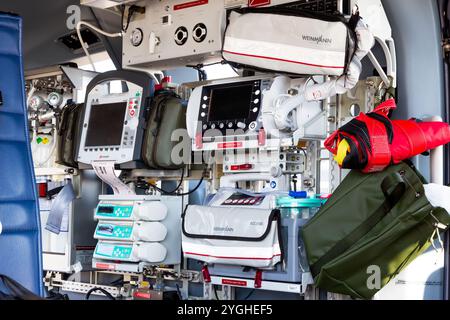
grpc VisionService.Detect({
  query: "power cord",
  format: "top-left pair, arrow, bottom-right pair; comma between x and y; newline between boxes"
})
137,167 -> 207,197
242,289 -> 256,300
76,21 -> 122,72
121,5 -> 145,32
148,174 -> 205,196
85,287 -> 116,300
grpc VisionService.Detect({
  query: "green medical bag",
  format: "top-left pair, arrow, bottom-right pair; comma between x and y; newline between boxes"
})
56,102 -> 82,168
142,91 -> 186,169
302,161 -> 450,299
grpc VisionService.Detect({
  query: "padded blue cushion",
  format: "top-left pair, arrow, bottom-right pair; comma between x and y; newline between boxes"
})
0,13 -> 43,296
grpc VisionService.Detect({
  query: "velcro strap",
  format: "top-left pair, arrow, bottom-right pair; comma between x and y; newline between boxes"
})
361,113 -> 392,172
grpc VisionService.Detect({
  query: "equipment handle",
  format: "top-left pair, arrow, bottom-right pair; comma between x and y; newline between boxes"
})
381,172 -> 406,211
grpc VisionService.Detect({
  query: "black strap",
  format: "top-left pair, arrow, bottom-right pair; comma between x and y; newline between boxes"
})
339,118 -> 372,154
0,275 -> 42,300
310,172 -> 406,278
341,135 -> 368,170
46,186 -> 64,199
366,112 -> 394,144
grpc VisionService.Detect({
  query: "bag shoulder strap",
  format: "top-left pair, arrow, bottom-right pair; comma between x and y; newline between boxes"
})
0,275 -> 42,300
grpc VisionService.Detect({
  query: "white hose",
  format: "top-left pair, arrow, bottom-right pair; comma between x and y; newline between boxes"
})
27,82 -> 36,107
273,20 -> 375,131
274,94 -> 305,131
76,21 -> 123,72
304,19 -> 375,101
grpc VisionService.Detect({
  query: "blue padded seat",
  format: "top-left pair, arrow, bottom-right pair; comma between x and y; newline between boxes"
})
0,12 -> 43,296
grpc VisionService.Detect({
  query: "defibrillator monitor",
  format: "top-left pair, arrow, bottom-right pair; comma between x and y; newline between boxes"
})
77,70 -> 154,169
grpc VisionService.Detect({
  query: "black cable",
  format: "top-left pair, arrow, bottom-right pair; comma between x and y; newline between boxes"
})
175,283 -> 183,300
299,148 -> 307,159
213,285 -> 220,301
135,167 -> 185,194
121,5 -> 143,32
148,174 -> 205,196
85,287 -> 116,300
242,289 -> 256,300
161,167 -> 185,194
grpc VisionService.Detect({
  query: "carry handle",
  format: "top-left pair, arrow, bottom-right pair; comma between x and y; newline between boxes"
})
381,172 -> 406,211
373,98 -> 397,116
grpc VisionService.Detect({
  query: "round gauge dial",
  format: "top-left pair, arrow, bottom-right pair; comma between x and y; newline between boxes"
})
131,28 -> 143,47
47,92 -> 63,108
29,95 -> 44,111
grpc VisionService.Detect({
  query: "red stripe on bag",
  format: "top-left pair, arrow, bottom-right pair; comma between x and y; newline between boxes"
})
223,50 -> 345,69
185,252 -> 281,260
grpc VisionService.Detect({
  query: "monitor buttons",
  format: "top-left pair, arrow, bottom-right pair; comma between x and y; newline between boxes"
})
249,122 -> 257,130
255,90 -> 261,96
253,107 -> 258,113
228,122 -> 233,128
253,99 -> 260,104
210,124 -> 216,129
219,123 -> 224,129
237,122 -> 246,129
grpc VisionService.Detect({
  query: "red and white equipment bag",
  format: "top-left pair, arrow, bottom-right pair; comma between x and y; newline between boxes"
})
223,8 -> 356,76
182,205 -> 282,268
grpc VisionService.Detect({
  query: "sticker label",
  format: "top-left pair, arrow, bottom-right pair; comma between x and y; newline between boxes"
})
222,279 -> 248,287
249,0 -> 271,7
174,0 -> 208,11
217,142 -> 243,149
95,263 -> 116,270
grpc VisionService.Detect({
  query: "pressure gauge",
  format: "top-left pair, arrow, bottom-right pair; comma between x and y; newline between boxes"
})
131,28 -> 143,47
29,95 -> 44,111
47,92 -> 63,108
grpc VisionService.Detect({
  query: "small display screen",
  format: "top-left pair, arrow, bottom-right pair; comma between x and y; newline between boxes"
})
208,84 -> 253,122
98,206 -> 114,214
85,102 -> 127,147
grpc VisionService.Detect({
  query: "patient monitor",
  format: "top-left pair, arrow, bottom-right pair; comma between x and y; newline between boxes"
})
186,75 -> 327,151
77,70 -> 155,169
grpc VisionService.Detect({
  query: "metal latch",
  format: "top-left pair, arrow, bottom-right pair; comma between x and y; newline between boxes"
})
443,38 -> 450,57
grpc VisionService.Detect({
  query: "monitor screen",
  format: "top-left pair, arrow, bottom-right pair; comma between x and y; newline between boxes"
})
208,84 -> 253,122
85,102 -> 127,147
